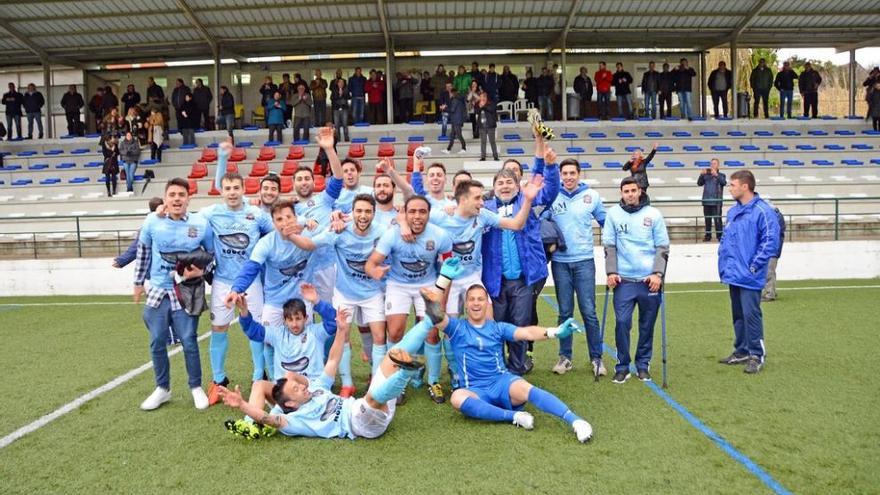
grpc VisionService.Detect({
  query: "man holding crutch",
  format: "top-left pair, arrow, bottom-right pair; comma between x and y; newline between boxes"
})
602,177 -> 670,384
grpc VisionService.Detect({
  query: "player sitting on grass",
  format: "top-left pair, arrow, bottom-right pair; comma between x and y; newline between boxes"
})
429,283 -> 594,443
217,258 -> 465,440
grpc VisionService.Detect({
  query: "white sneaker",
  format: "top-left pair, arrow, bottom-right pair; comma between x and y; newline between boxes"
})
512,411 -> 534,430
552,356 -> 573,375
140,387 -> 171,411
441,149 -> 450,154
191,386 -> 209,410
573,419 -> 593,443
457,149 -> 467,154
591,358 -> 607,377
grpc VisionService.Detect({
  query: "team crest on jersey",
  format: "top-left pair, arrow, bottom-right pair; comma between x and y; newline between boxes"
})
187,227 -> 199,238
425,240 -> 435,251
643,217 -> 653,227
307,199 -> 316,207
583,195 -> 592,204
245,213 -> 255,221
301,333 -> 308,344
387,301 -> 393,311
472,218 -> 478,228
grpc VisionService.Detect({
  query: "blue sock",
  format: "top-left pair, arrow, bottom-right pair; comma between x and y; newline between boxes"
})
425,342 -> 442,384
340,343 -> 353,387
528,387 -> 581,426
209,331 -> 228,383
391,319 -> 433,354
249,339 -> 265,382
442,338 -> 460,385
370,368 -> 417,404
460,397 -> 515,423
214,152 -> 228,191
371,343 -> 387,376
263,344 -> 275,381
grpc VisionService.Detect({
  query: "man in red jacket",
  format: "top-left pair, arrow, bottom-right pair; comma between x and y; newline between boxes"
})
366,70 -> 386,125
594,62 -> 613,120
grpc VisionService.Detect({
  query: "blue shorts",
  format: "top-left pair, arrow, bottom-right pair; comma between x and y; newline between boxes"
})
468,373 -> 525,411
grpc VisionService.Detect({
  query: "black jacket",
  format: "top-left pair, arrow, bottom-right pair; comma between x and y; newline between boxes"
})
658,71 -> 674,94
500,73 -> 519,102
536,75 -> 554,96
475,101 -> 497,129
192,85 -> 213,111
102,92 -> 118,111
61,91 -> 84,112
146,83 -> 165,101
774,69 -> 797,91
179,100 -> 199,128
102,143 -> 119,175
672,66 -> 696,92
23,91 -> 45,113
171,85 -> 191,111
121,91 -> 141,113
219,92 -> 235,115
641,70 -> 660,93
798,69 -> 822,94
707,69 -> 732,92
573,74 -> 594,99
623,148 -> 656,190
613,71 -> 633,96
2,91 -> 23,115
330,86 -> 351,110
523,77 -> 538,102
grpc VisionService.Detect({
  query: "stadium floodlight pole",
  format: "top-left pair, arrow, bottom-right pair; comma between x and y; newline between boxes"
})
597,285 -> 610,383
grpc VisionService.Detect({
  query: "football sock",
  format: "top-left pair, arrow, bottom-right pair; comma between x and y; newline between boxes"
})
460,396 -> 515,423
425,342 -> 442,384
339,343 -> 354,387
209,331 -> 228,384
371,343 -> 387,375
528,387 -> 581,425
391,319 -> 433,354
249,339 -> 266,382
263,344 -> 275,381
359,327 -> 373,361
370,367 -> 417,404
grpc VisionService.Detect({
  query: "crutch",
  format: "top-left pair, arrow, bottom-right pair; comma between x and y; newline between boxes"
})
660,288 -> 668,389
596,286 -> 610,383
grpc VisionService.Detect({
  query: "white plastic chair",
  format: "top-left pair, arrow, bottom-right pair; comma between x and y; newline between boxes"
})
496,101 -> 513,120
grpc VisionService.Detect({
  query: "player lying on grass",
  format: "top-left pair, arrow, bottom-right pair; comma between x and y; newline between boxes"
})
217,259 -> 464,440
429,282 -> 594,443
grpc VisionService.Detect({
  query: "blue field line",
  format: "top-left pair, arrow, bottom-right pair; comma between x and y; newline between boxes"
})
540,295 -> 792,495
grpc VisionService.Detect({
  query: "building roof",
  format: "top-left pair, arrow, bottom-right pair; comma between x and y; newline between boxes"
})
1,0 -> 878,67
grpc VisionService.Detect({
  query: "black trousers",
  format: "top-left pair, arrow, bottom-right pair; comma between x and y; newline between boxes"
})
803,92 -> 818,118
703,204 -> 723,239
753,90 -> 770,118
65,111 -> 81,135
493,277 -> 535,375
711,90 -> 729,117
658,92 -> 673,118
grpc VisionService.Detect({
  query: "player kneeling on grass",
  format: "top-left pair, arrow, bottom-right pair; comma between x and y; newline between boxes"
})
217,259 -> 465,440
430,273 -> 594,442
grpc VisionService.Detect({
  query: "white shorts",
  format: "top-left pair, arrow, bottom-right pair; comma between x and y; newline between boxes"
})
447,272 -> 484,315
384,282 -> 427,317
333,290 -> 385,326
350,369 -> 395,439
262,301 -> 314,327
210,279 -> 263,326
312,264 -> 337,303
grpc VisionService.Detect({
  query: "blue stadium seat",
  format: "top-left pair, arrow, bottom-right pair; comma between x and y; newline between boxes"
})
407,121 -> 424,125
500,119 -> 516,124
664,161 -> 685,168
86,133 -> 101,138
55,162 -> 76,169
662,116 -> 680,121
503,134 -> 521,141
68,177 -> 90,183
700,131 -> 719,137
824,144 -> 845,150
17,151 -> 37,157
354,122 -> 370,127
727,131 -> 746,137
160,143 -> 170,150
603,161 -> 622,168
351,137 -> 368,143
263,140 -> 281,147
768,144 -> 788,151
567,147 -> 585,153
560,132 -> 578,139
588,132 -> 606,138
1,164 -> 22,171
723,160 -> 744,167
582,117 -> 599,122
292,140 -> 308,146
852,144 -> 873,150
237,141 -> 254,147
625,146 -> 642,152
783,160 -> 804,166
808,130 -> 828,136
683,145 -> 702,152
134,175 -> 145,181
796,116 -> 811,120
610,117 -> 626,122
507,147 -> 524,155
168,129 -> 179,135
637,117 -> 653,121
207,142 -> 219,148
695,160 -> 711,167
242,125 -> 259,131
781,130 -> 801,136
28,164 -> 49,170
12,179 -> 33,186
712,145 -> 730,152
379,136 -> 396,143
796,144 -> 816,150
44,149 -> 63,155
754,160 -> 775,167
672,131 -> 690,137
654,146 -> 670,153
812,159 -> 834,166
596,146 -> 614,153
39,178 -> 61,185
740,144 -> 760,151
179,143 -> 197,149
691,116 -> 707,121
60,135 -> 75,139
862,130 -> 880,135
580,162 -> 591,169
754,130 -> 773,136
437,135 -> 449,141
842,159 -> 864,166
835,130 -> 855,136
645,131 -> 663,138
141,159 -> 157,165
822,116 -> 839,120
871,159 -> 880,165
617,132 -> 635,138
84,161 -> 102,168
408,136 -> 424,142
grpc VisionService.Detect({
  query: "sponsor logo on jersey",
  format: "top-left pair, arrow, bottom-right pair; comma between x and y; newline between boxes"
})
187,227 -> 199,238
279,259 -> 309,277
452,240 -> 475,256
218,232 -> 250,250
400,260 -> 429,273
320,397 -> 342,422
281,356 -> 309,372
643,217 -> 653,227
346,259 -> 367,274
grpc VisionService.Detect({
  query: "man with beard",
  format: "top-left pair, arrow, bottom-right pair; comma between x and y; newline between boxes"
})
364,196 -> 453,404
412,159 -> 456,211
334,158 -> 374,214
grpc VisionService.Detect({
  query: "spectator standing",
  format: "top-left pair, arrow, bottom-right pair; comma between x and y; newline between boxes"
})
101,136 -> 119,197
697,158 -> 726,241
612,63 -> 634,119
147,109 -> 165,162
279,73 -> 295,125
348,67 -> 367,124
124,106 -> 146,145
145,77 -> 164,102
259,76 -> 277,108
573,66 -> 594,119
798,62 -> 822,118
774,61 -> 797,119
453,65 -> 472,95
61,84 -> 84,136
179,93 -> 198,145
442,88 -> 467,154
594,62 -> 613,120
291,85 -> 312,142
420,70 -> 434,106
469,61 -> 484,89
623,142 -> 657,200
121,84 -> 141,115
438,82 -> 454,137
536,67 -> 555,120
750,58 -> 773,119
396,70 -> 415,123
192,78 -> 212,129
265,91 -> 285,143
310,69 -> 328,125
118,130 -> 141,193
475,92 -> 498,161
102,86 -> 119,115
466,80 -> 480,139
171,79 -> 191,130
431,65 -> 450,113
862,67 -> 880,120
658,62 -> 674,119
522,69 -> 538,110
217,85 -> 235,138
88,87 -> 104,132
499,65 -> 519,103
708,61 -> 733,119
641,61 -> 660,119
330,78 -> 351,141
672,59 -> 697,120
483,64 -> 500,103
22,83 -> 45,139
717,170 -> 780,374
366,70 -> 385,125
868,80 -> 880,131
762,205 -> 785,302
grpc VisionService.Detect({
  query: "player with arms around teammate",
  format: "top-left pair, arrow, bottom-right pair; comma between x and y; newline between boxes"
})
602,177 -> 669,384
134,178 -> 214,411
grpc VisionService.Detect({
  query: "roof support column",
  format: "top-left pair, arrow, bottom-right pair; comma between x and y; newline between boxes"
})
848,49 -> 856,117
730,39 -> 738,120
212,46 -> 221,132
699,51 -> 707,118
561,41 -> 567,121
42,59 -> 53,139
386,46 -> 394,125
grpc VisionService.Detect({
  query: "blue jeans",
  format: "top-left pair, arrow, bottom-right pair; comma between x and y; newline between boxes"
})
597,92 -> 611,119
729,285 -> 764,360
552,259 -> 602,360
778,90 -> 793,118
612,280 -> 661,373
142,295 -> 202,390
644,91 -> 657,119
351,96 -> 365,123
26,112 -> 43,138
616,94 -> 633,118
121,160 -> 137,192
5,114 -> 21,139
218,113 -> 234,136
678,91 -> 693,119
538,95 -> 553,120
440,111 -> 449,136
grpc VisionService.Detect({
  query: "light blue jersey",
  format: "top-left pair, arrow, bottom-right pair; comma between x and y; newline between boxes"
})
200,203 -> 273,283
444,317 -> 518,389
296,178 -> 343,270
270,373 -> 355,439
335,184 -> 374,214
313,223 -> 384,300
429,209 -> 500,277
374,223 -> 452,285
550,183 -> 606,263
601,203 -> 670,279
259,322 -> 332,380
372,206 -> 399,229
248,230 -> 313,306
138,212 -> 212,290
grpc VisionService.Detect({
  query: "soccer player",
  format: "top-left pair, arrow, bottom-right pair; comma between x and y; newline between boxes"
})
717,170 -> 780,374
334,158 -> 373,214
218,262 -> 463,440
602,176 -> 670,384
412,159 -> 456,211
200,172 -> 274,404
548,158 -> 607,376
134,178 -> 213,411
286,194 -> 387,397
371,172 -> 402,228
364,195 -> 453,403
431,284 -> 593,442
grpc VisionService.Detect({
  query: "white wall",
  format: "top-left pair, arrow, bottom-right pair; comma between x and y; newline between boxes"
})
1,240 -> 878,297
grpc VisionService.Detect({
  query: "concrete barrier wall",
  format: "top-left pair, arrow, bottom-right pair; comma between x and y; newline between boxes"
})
2,240 -> 879,297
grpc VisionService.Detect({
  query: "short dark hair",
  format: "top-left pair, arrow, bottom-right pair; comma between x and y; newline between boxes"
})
730,170 -> 756,192
373,173 -> 395,188
465,284 -> 489,299
427,163 -> 446,174
453,170 -> 472,182
220,172 -> 244,186
454,180 -> 484,201
272,379 -> 296,413
620,176 -> 640,189
503,158 -> 523,174
404,195 -> 431,212
293,166 -> 313,178
342,158 -> 362,173
559,158 -> 580,174
165,178 -> 189,193
493,168 -> 518,185
270,200 -> 295,217
282,298 -> 307,320
148,197 -> 163,212
352,193 -> 376,211
260,174 -> 281,188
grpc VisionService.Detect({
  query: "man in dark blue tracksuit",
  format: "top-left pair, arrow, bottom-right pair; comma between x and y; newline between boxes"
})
717,170 -> 780,374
